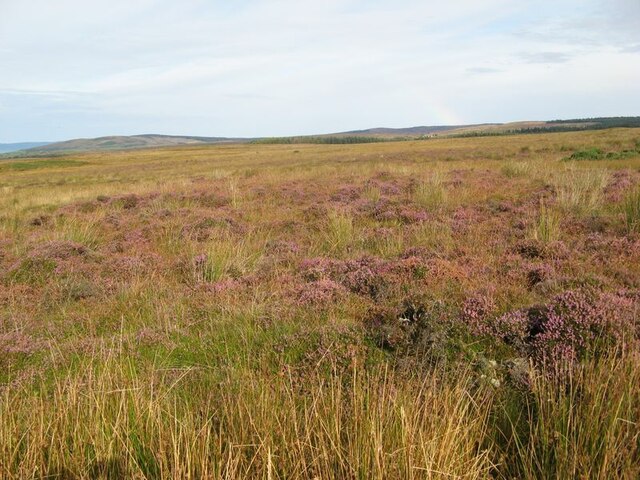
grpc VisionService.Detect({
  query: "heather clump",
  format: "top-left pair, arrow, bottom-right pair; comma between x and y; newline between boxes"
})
299,257 -> 343,281
30,240 -> 90,261
0,331 -> 44,356
266,239 -> 300,256
398,207 -> 431,223
529,289 -> 636,363
526,263 -> 554,288
295,279 -> 347,306
480,289 -> 639,364
298,255 -> 424,300
461,293 -> 497,332
604,169 -> 636,202
341,256 -> 386,297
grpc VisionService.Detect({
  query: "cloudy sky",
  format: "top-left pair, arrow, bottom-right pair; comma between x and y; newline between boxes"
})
0,0 -> 639,142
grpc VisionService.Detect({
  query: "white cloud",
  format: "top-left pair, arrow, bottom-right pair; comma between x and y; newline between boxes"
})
0,0 -> 638,141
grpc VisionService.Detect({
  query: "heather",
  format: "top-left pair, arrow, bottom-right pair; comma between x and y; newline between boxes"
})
1,129 -> 640,478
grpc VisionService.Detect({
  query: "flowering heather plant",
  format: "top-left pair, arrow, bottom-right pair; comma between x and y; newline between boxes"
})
604,170 -> 636,202
399,208 -> 431,224
0,331 -> 43,356
266,240 -> 300,256
299,257 -> 343,281
341,257 -> 387,297
477,289 -> 639,364
200,278 -> 242,295
296,279 -> 347,306
530,289 -> 636,363
30,240 -> 89,261
461,294 -> 497,333
526,263 -> 554,288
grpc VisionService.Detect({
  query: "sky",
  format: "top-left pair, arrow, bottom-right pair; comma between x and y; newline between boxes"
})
0,0 -> 639,142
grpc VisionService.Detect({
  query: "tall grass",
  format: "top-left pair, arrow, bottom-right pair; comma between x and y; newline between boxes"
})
531,199 -> 560,243
501,161 -> 531,178
325,210 -> 354,254
0,360 -> 496,479
622,186 -> 640,234
494,351 -> 640,479
47,216 -> 102,249
551,166 -> 609,213
413,174 -> 447,210
412,221 -> 453,252
192,234 -> 265,283
2,350 -> 639,479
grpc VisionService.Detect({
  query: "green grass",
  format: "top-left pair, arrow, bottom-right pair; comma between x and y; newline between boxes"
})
0,159 -> 88,171
623,186 -> 640,234
531,199 -> 560,243
413,173 -> 447,210
552,167 -> 609,213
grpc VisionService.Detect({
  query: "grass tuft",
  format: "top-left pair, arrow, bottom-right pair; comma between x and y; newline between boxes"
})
622,186 -> 640,234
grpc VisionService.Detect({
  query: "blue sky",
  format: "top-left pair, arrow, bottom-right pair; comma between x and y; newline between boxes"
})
0,0 -> 639,142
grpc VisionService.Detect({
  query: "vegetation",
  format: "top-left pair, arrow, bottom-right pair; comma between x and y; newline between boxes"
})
1,128 -> 639,478
623,186 -> 640,234
251,135 -> 392,144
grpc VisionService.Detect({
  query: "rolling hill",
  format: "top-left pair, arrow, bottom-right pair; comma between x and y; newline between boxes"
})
5,116 -> 639,156
21,134 -> 247,154
0,142 -> 52,154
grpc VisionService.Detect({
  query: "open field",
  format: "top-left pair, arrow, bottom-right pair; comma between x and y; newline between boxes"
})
1,128 -> 640,478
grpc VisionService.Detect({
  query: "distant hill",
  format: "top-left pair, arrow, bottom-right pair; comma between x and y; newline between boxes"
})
19,134 -> 248,155
336,117 -> 640,138
5,116 -> 639,155
0,142 -> 51,154
339,124 -> 497,136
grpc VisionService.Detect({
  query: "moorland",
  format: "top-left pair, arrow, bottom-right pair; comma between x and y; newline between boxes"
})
1,128 -> 640,478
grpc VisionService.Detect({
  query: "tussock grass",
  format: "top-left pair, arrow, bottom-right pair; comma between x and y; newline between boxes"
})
228,178 -> 240,208
531,199 -> 560,243
192,233 -> 266,283
412,221 -> 453,252
551,166 -> 609,212
501,161 -> 532,178
413,174 -> 447,210
46,216 -> 102,249
362,183 -> 382,202
622,186 -> 640,234
2,351 -> 639,479
324,209 -> 354,254
494,352 -> 640,479
370,229 -> 405,257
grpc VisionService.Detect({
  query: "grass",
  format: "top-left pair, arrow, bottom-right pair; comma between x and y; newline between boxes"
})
1,127 -> 640,478
413,173 -> 447,210
551,166 -> 610,213
325,209 -> 355,254
493,352 -> 640,479
531,199 -> 560,243
500,161 -> 531,178
623,186 -> 640,234
2,349 -> 638,479
0,158 -> 89,172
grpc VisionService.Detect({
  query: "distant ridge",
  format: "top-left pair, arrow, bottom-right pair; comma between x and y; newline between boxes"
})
5,116 -> 640,156
339,124 -> 497,136
22,134 -> 248,154
0,142 -> 51,154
